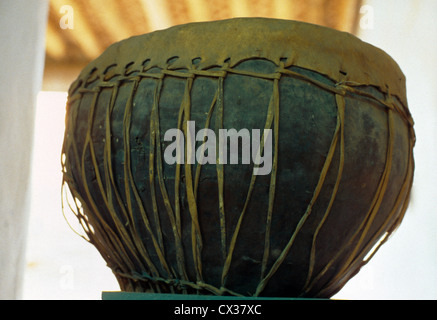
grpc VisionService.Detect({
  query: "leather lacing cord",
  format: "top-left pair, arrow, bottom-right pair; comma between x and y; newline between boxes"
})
62,59 -> 415,297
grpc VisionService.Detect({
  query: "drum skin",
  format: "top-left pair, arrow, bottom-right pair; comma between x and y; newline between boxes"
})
62,18 -> 415,298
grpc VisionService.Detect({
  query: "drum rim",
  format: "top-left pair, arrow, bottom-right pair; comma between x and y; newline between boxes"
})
69,17 -> 408,109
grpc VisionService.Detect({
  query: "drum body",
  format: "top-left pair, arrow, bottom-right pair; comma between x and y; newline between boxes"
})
62,18 -> 415,298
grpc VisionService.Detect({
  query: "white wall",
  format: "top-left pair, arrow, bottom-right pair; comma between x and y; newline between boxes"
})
0,0 -> 48,299
334,0 -> 437,299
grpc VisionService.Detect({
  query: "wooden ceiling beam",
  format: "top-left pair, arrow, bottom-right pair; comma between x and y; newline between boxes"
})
44,0 -> 363,66
186,0 -> 211,22
140,0 -> 173,32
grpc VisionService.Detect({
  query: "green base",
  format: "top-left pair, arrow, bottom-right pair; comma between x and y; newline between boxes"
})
102,291 -> 315,300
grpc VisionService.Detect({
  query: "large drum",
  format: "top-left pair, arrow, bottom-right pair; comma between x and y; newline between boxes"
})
61,18 -> 415,298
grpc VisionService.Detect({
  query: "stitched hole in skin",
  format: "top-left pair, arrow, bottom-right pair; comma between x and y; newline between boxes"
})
85,67 -> 99,85
167,56 -> 179,65
125,61 -> 140,76
192,57 -> 202,66
103,64 -> 119,81
142,59 -> 151,71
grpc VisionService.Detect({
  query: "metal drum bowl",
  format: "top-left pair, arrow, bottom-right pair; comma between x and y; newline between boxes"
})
61,18 -> 415,298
